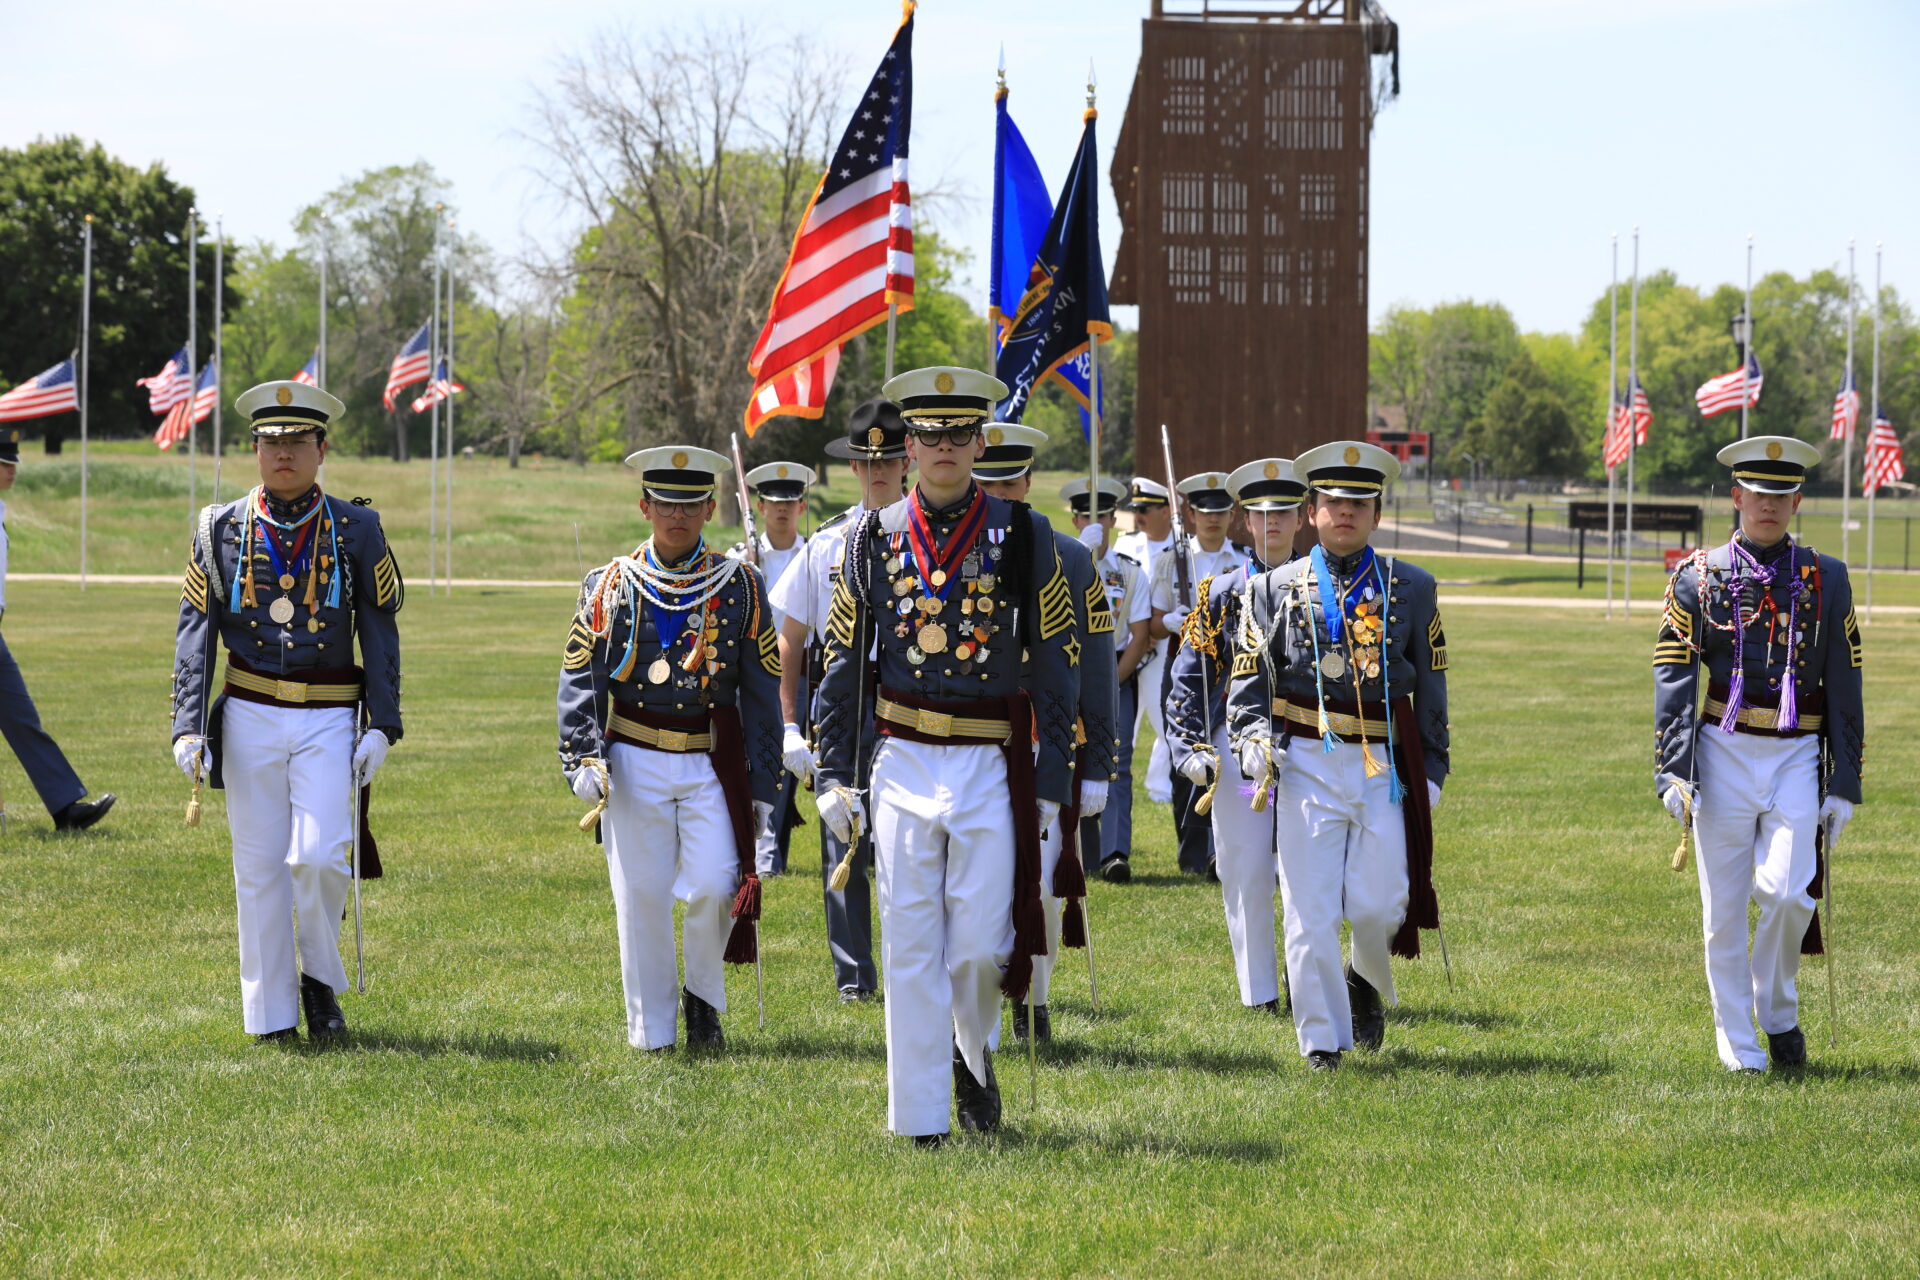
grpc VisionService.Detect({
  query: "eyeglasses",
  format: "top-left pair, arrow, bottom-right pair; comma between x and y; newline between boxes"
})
909,427 -> 978,448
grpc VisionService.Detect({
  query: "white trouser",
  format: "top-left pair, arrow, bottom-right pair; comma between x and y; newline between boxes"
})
1137,648 -> 1172,804
872,738 -> 1016,1137
1693,727 -> 1820,1071
1210,725 -> 1281,1007
1275,736 -> 1409,1055
603,742 -> 740,1050
221,699 -> 355,1035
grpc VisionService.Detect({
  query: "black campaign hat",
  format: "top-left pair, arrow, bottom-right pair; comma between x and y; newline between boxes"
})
0,428 -> 20,465
824,398 -> 909,460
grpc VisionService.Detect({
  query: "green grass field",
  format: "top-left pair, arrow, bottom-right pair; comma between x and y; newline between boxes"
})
3,457 -> 1919,1277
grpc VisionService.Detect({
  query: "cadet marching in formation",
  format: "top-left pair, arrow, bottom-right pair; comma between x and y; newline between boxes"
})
161,371 -> 1872,1137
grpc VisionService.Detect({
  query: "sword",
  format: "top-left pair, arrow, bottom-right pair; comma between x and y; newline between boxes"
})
1082,884 -> 1099,1011
1822,812 -> 1839,1048
350,718 -> 367,994
1027,982 -> 1039,1109
755,920 -> 766,1031
1434,914 -> 1455,992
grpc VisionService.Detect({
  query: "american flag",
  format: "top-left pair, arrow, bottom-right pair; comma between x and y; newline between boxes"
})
743,1 -> 914,433
1830,368 -> 1860,441
1603,391 -> 1631,470
293,350 -> 320,386
1863,412 -> 1905,495
1626,372 -> 1651,445
1694,353 -> 1763,419
137,348 -> 193,414
409,360 -> 465,414
0,358 -> 79,422
154,360 -> 218,451
382,320 -> 433,410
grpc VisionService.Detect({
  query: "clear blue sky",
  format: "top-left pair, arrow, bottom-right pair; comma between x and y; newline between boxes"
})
6,1 -> 1914,335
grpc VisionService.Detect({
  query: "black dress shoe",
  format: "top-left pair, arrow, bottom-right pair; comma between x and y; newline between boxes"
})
1307,1049 -> 1341,1072
1767,1026 -> 1807,1069
1255,998 -> 1282,1015
1346,964 -> 1384,1052
683,987 -> 724,1049
300,974 -> 347,1038
53,793 -> 116,832
254,1027 -> 300,1045
953,1042 -> 1001,1133
912,1133 -> 947,1149
1206,857 -> 1220,883
1011,1000 -> 1028,1041
1099,854 -> 1132,884
1033,1005 -> 1051,1042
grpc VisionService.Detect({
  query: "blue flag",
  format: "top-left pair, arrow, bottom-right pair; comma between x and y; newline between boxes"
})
994,107 -> 1110,424
990,85 -> 1051,344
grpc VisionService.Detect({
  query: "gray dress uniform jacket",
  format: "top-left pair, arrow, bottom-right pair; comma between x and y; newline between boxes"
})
1165,554 -> 1289,775
1056,532 -> 1120,789
1653,537 -> 1864,805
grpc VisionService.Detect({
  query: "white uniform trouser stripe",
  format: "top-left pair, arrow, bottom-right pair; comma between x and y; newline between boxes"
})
604,743 -> 739,1050
1275,737 -> 1409,1055
222,700 -> 355,1034
872,738 -> 1015,1137
1211,725 -> 1281,1007
1693,727 -> 1819,1070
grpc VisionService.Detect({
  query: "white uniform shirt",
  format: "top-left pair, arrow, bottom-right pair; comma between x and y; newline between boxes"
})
769,504 -> 862,645
1097,550 -> 1151,653
1149,538 -> 1246,615
731,531 -> 805,632
1112,529 -> 1171,586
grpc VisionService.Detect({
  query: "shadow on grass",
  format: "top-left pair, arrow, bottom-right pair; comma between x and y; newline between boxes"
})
996,1122 -> 1285,1164
319,1030 -> 568,1062
1108,872 -> 1212,889
1771,1060 -> 1920,1084
1035,1040 -> 1283,1075
1387,1005 -> 1514,1031
1363,1046 -> 1612,1079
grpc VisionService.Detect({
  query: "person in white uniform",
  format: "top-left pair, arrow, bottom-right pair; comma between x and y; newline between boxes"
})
730,460 -> 815,876
1113,478 -> 1175,806
1227,441 -> 1450,1071
1654,436 -> 1862,1073
170,382 -> 403,1043
1164,458 -> 1304,1014
558,447 -> 786,1052
1152,471 -> 1255,876
771,399 -> 912,1002
813,367 -> 1079,1145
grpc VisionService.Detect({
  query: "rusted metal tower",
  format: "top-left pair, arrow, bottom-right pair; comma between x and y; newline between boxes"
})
1111,0 -> 1398,473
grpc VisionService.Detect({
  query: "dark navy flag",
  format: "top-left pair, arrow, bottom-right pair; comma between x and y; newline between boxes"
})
994,107 -> 1110,424
990,82 -> 1050,345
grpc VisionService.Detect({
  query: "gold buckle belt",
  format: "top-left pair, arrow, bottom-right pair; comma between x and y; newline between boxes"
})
225,668 -> 360,705
608,713 -> 712,752
1702,698 -> 1822,733
1276,699 -> 1389,739
876,697 -> 1011,742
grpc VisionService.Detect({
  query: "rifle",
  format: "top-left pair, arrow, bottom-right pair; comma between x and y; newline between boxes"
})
730,432 -> 760,569
1160,424 -> 1194,615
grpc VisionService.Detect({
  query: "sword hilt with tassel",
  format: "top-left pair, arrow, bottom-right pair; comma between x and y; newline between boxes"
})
185,762 -> 203,828
1670,785 -> 1694,872
578,759 -> 609,833
826,788 -> 864,891
1193,748 -> 1221,817
1250,740 -> 1275,814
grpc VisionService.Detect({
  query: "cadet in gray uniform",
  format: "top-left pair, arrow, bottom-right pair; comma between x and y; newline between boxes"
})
1228,441 -> 1449,1071
814,367 -> 1079,1144
171,382 -> 403,1043
558,447 -> 786,1052
1068,479 -> 1152,882
1654,436 -> 1863,1073
1165,458 -> 1305,1013
976,425 -> 1118,1042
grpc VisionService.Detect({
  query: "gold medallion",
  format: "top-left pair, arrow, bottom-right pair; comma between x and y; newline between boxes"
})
1319,651 -> 1346,680
1365,660 -> 1381,679
918,623 -> 948,654
278,573 -> 296,590
268,597 -> 296,625
925,596 -> 945,616
893,578 -> 912,597
648,658 -> 672,684
307,618 -> 320,634
977,597 -> 995,616
930,569 -> 948,588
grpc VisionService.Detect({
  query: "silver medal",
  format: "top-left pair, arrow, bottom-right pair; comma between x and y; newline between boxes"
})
268,596 -> 296,625
1319,651 -> 1346,680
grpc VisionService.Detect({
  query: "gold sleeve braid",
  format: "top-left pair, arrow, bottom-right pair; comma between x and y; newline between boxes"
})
1845,606 -> 1863,669
182,560 -> 209,614
1653,598 -> 1694,668
757,625 -> 781,675
563,615 -> 596,672
373,548 -> 403,610
1036,555 -> 1074,641
825,575 -> 857,650
1427,609 -> 1448,672
1231,649 -> 1258,678
1180,573 -> 1222,658
1084,580 -> 1114,635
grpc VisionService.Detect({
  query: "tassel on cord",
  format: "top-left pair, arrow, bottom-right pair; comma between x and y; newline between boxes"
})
1388,768 -> 1407,804
1061,900 -> 1087,949
723,874 -> 762,964
828,848 -> 856,893
1318,709 -> 1339,755
1777,671 -> 1799,733
1362,742 -> 1386,779
1670,789 -> 1693,873
1719,670 -> 1744,733
1251,743 -> 1275,814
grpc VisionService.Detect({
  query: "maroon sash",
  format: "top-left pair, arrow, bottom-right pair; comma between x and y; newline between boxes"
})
1389,695 -> 1439,960
1053,751 -> 1091,949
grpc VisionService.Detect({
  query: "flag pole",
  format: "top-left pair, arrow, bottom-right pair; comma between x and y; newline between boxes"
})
1605,234 -> 1617,619
1625,226 -> 1640,618
988,50 -> 1005,370
429,204 -> 443,595
1740,233 -> 1754,442
79,217 -> 92,591
213,215 -> 225,502
185,207 -> 198,525
1866,242 -> 1882,623
445,215 -> 456,594
318,216 -> 329,392
1841,239 -> 1856,563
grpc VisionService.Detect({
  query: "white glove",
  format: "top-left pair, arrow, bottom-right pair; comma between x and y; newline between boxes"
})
352,729 -> 390,783
1237,737 -> 1273,782
1426,780 -> 1442,811
782,723 -> 815,781
753,799 -> 775,837
1077,522 -> 1105,554
1178,751 -> 1216,786
1661,783 -> 1692,824
1819,796 -> 1854,842
817,787 -> 865,843
1078,779 -> 1109,818
173,734 -> 208,782
1038,799 -> 1061,833
1163,606 -> 1190,635
569,759 -> 606,803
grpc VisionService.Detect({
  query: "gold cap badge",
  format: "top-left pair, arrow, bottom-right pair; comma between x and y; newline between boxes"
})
1343,446 -> 1361,465
276,387 -> 293,406
670,451 -> 689,468
1264,462 -> 1279,479
934,372 -> 956,394
776,465 -> 789,479
868,427 -> 884,446
988,427 -> 1004,446
1766,441 -> 1783,460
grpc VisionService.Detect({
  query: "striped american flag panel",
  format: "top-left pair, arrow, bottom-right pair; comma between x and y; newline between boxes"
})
0,358 -> 79,422
383,320 -> 433,410
1694,353 -> 1763,418
154,360 -> 218,450
1864,414 -> 1905,495
1830,368 -> 1860,441
137,347 -> 193,413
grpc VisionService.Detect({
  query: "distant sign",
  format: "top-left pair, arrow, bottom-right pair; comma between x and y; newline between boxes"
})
1567,501 -> 1703,536
1366,429 -> 1429,462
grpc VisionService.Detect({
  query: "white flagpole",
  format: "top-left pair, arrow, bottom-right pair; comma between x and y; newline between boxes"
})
185,208 -> 198,524
429,206 -> 442,594
1625,226 -> 1640,618
80,217 -> 92,591
318,217 -> 329,392
1605,234 -> 1617,618
1841,239 -> 1856,563
1740,234 -> 1754,442
1867,242 -> 1882,622
445,215 -> 456,594
213,216 -> 225,501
